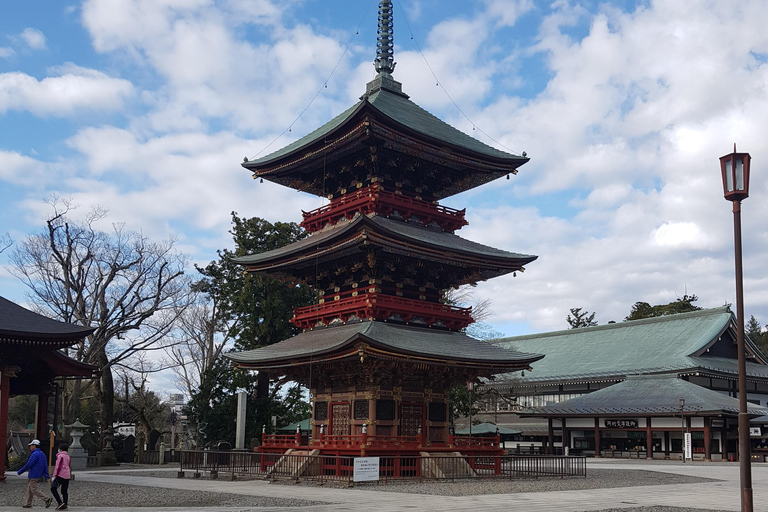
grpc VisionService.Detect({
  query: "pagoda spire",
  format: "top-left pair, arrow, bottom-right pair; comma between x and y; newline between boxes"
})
374,0 -> 396,75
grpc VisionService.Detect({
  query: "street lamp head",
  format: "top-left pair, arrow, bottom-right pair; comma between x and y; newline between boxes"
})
719,144 -> 751,202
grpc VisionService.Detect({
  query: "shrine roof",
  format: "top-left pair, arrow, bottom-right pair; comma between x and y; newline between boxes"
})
520,374 -> 768,417
491,307 -> 768,385
244,74 -> 526,172
226,321 -> 544,369
232,214 -> 537,268
0,296 -> 94,346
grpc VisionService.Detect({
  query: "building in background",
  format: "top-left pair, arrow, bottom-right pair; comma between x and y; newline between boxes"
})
478,307 -> 768,461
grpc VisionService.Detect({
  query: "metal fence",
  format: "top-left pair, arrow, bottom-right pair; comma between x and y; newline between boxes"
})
137,449 -> 180,464
179,450 -> 586,483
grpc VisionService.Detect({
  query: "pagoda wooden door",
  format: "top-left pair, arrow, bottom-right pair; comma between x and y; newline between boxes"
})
330,402 -> 351,436
399,403 -> 423,437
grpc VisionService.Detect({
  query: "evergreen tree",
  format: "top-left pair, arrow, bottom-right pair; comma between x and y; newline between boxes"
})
625,294 -> 702,321
566,307 -> 597,328
747,315 -> 768,356
185,213 -> 314,446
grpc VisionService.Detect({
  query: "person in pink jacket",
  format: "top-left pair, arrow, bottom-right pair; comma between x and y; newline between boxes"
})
51,443 -> 71,510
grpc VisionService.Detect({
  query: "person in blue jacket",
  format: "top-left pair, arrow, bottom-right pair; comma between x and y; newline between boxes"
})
17,439 -> 53,509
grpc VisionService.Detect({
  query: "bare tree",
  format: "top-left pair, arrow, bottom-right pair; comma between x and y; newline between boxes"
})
444,285 -> 502,340
164,288 -> 230,399
10,199 -> 192,455
0,232 -> 11,253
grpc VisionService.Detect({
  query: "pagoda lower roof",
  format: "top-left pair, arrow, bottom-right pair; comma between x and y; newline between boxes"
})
243,74 -> 528,199
232,214 -> 537,274
226,320 -> 544,371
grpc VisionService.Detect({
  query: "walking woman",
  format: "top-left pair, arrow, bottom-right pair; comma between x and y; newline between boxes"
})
51,443 -> 71,510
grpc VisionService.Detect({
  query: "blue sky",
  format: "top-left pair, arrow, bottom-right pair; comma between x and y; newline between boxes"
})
3,0 -> 768,393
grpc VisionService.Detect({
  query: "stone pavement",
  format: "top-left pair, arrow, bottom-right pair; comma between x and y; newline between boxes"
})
3,460 -> 765,511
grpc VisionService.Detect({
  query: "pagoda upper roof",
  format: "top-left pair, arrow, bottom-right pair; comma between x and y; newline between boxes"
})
243,74 -> 528,199
231,213 -> 537,275
226,320 -> 543,370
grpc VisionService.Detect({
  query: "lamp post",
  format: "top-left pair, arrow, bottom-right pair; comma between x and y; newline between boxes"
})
719,144 -> 752,512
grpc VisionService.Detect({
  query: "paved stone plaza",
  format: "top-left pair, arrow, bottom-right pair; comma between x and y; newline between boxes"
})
1,460 -> 764,511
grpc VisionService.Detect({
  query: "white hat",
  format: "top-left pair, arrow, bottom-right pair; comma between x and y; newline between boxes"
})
28,439 -> 41,446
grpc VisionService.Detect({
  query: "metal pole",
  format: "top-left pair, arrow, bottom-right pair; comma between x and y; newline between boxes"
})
681,404 -> 685,463
733,199 -> 753,512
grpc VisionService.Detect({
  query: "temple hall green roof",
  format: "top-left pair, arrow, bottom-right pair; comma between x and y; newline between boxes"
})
521,374 -> 768,417
492,307 -> 768,385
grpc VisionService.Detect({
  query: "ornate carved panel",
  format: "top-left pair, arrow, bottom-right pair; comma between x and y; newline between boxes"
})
400,403 -> 423,436
376,399 -> 395,420
354,399 -> 369,420
314,402 -> 328,421
428,402 -> 446,423
429,426 -> 443,442
331,403 -> 351,436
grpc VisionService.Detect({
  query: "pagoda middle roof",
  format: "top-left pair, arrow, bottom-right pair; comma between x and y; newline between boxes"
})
232,214 -> 537,272
244,75 -> 528,199
226,320 -> 544,370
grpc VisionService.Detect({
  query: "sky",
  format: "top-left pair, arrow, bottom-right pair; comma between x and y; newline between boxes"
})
2,0 -> 768,394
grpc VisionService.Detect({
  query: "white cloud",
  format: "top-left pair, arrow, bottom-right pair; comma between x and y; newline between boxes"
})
0,65 -> 134,116
0,47 -> 14,58
20,28 -> 46,50
0,150 -> 42,184
652,221 -> 710,250
5,0 -> 768,351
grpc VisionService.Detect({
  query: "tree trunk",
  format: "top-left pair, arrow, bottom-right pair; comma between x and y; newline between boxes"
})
256,372 -> 269,399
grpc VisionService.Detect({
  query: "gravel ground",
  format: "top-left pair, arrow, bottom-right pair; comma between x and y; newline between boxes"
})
1,467 -> 727,510
0,477 -> 322,508
590,509 -> 729,512
290,468 -> 718,495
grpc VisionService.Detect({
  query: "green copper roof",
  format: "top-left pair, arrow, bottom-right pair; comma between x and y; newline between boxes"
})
232,214 -> 537,269
455,421 -> 521,436
226,321 -> 543,368
492,307 -> 768,383
245,76 -> 525,168
521,374 -> 768,417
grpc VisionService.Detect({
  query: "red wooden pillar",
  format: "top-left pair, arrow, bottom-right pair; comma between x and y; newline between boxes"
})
594,417 -> 601,458
0,372 -> 10,482
646,417 -> 653,459
36,391 -> 48,441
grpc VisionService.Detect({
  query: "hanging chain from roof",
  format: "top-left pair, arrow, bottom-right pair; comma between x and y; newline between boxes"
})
374,0 -> 396,75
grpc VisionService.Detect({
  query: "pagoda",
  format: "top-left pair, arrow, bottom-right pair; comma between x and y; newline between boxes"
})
227,0 -> 543,459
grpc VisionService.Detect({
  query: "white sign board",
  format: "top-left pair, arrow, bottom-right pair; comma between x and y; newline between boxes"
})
353,457 -> 380,482
684,432 -> 692,461
750,427 -> 762,437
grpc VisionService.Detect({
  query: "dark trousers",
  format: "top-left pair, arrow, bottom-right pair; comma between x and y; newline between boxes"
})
52,478 -> 69,505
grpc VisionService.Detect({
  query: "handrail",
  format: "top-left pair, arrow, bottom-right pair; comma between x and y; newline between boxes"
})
300,184 -> 467,232
294,294 -> 471,316
291,293 -> 472,330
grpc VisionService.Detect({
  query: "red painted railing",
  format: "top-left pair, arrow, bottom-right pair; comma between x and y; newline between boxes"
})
291,293 -> 473,330
300,184 -> 467,233
259,432 -> 499,452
